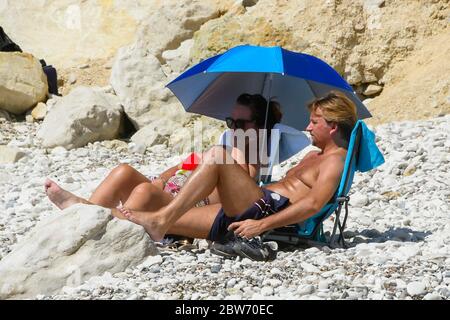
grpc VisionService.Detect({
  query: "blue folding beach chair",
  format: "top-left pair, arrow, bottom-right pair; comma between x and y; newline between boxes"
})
262,120 -> 385,249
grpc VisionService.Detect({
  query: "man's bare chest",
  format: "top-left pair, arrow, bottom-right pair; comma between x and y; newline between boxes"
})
286,156 -> 321,187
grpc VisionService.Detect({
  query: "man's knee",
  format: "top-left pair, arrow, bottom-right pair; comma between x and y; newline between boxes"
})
130,182 -> 157,198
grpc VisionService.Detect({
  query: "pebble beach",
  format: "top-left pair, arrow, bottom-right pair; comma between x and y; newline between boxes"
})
0,115 -> 448,300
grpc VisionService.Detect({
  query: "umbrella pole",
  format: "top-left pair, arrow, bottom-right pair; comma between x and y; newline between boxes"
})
260,73 -> 273,184
263,73 -> 273,133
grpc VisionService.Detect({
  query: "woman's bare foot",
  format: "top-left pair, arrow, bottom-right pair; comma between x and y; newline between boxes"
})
44,178 -> 87,210
118,207 -> 167,242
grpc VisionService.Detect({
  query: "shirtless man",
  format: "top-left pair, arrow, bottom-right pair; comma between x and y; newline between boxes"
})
119,91 -> 358,255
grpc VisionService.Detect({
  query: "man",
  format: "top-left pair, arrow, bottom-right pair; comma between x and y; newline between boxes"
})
119,91 -> 357,260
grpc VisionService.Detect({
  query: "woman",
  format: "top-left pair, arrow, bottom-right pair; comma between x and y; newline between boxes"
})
44,93 -> 282,222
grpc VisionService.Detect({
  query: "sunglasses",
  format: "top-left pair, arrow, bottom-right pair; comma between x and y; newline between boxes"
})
225,117 -> 255,129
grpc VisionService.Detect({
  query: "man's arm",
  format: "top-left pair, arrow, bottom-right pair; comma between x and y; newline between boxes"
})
229,155 -> 344,237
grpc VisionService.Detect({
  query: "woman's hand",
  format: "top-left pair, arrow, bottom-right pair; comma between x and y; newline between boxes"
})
228,219 -> 264,238
151,177 -> 165,190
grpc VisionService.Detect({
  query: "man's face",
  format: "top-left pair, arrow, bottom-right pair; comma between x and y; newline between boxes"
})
306,108 -> 333,147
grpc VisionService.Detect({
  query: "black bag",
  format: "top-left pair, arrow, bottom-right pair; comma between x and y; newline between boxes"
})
0,26 -> 22,52
40,59 -> 59,96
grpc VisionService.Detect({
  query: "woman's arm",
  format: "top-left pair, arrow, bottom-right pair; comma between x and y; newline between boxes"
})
152,164 -> 180,190
230,147 -> 259,179
159,164 -> 180,182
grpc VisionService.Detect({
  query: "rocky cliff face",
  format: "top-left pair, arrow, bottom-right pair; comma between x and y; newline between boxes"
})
1,0 -> 151,68
193,0 -> 449,77
0,0 -> 233,67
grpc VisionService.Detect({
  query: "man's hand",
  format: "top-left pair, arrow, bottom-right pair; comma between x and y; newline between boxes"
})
228,219 -> 264,238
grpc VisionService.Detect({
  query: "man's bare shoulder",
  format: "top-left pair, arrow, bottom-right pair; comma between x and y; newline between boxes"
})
319,151 -> 346,178
325,151 -> 346,163
301,149 -> 345,164
301,150 -> 320,160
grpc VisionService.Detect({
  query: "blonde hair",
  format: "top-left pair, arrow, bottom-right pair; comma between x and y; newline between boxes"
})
307,91 -> 357,141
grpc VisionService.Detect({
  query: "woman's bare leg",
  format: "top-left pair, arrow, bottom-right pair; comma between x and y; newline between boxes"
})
88,164 -> 151,207
122,182 -> 173,211
45,164 -> 152,211
102,182 -> 174,220
44,178 -> 90,209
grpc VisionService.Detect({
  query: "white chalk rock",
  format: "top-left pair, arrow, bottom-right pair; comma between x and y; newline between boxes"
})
36,86 -> 123,149
351,193 -> 369,207
31,102 -> 48,120
136,1 -> 221,60
162,39 -> 194,74
128,142 -> 147,154
423,293 -> 442,300
0,146 -> 26,164
110,44 -> 169,129
0,52 -> 48,114
407,281 -> 427,296
0,204 -> 157,299
363,84 -> 383,96
297,284 -> 315,296
130,118 -> 180,148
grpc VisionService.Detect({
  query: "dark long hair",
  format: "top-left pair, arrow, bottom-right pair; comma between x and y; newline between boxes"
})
236,93 -> 282,131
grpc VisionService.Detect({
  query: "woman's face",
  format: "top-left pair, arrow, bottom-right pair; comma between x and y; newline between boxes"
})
227,104 -> 259,149
228,104 -> 258,131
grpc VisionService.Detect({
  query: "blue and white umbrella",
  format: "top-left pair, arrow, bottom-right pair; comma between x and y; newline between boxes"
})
166,44 -> 371,132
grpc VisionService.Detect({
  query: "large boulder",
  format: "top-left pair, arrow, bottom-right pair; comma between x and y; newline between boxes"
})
136,0 -> 231,62
131,118 -> 181,148
110,0 -> 235,130
110,44 -> 170,129
0,204 -> 157,299
36,86 -> 123,149
0,52 -> 48,114
168,118 -> 225,154
130,114 -> 226,154
162,39 -> 194,75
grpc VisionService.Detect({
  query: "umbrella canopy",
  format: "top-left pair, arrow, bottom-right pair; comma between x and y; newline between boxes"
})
166,45 -> 371,131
